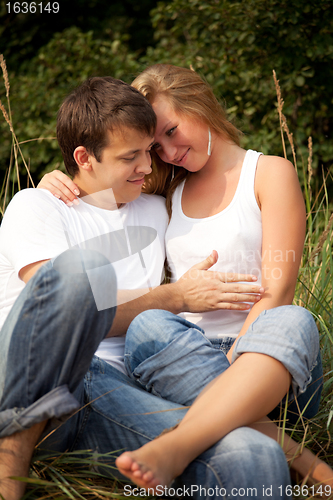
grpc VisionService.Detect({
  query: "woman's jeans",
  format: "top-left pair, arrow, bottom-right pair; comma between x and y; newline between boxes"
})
0,249 -> 292,499
124,308 -> 323,423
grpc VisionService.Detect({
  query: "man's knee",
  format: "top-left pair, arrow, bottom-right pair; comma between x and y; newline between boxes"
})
184,428 -> 290,497
207,427 -> 289,480
52,248 -> 117,311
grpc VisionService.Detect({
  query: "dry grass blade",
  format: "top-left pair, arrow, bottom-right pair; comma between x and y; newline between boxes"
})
309,213 -> 333,262
308,136 -> 313,205
19,137 -> 57,145
273,70 -> 287,159
0,55 -> 35,191
0,54 -> 10,100
0,99 -> 14,133
273,70 -> 297,170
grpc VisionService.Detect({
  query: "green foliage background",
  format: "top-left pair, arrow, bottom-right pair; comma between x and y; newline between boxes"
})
1,0 -> 332,198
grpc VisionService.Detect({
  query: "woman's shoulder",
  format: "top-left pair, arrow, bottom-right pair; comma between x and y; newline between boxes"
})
256,154 -> 298,182
256,154 -> 295,170
255,155 -> 302,208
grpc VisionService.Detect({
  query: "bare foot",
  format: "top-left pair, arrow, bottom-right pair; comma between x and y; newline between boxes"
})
291,450 -> 333,497
251,417 -> 333,496
0,422 -> 46,500
0,436 -> 31,500
305,457 -> 333,497
116,434 -> 187,492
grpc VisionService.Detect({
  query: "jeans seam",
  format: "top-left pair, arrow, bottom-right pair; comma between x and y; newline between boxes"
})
69,377 -> 92,451
195,458 -> 226,492
27,272 -> 51,405
69,404 -> 92,452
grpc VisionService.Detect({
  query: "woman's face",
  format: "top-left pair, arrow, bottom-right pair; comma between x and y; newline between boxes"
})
151,96 -> 211,172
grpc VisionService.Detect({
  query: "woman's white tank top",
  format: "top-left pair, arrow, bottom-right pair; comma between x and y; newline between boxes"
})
165,149 -> 262,338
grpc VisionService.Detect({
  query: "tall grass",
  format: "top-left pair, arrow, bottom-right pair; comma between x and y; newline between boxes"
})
0,55 -> 36,218
0,58 -> 332,498
273,70 -> 333,464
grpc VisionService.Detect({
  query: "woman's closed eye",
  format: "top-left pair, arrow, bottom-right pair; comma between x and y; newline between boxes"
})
166,126 -> 177,136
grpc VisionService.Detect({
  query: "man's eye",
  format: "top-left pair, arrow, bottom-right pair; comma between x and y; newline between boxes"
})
123,156 -> 135,161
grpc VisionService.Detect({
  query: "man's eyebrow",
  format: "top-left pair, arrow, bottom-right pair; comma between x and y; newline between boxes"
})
117,141 -> 155,158
118,149 -> 139,157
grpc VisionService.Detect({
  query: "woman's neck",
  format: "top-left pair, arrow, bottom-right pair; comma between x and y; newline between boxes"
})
195,137 -> 245,179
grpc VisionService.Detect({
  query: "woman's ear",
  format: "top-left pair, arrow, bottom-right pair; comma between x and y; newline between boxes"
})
73,146 -> 93,171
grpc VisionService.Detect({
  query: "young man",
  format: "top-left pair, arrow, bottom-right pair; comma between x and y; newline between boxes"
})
0,77 -> 290,500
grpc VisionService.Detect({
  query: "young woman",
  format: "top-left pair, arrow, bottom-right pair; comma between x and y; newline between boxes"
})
38,64 -> 332,492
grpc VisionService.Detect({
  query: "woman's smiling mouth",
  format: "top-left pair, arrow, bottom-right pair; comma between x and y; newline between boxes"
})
175,148 -> 190,165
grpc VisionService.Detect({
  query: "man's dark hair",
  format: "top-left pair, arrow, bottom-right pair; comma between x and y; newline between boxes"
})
57,76 -> 157,176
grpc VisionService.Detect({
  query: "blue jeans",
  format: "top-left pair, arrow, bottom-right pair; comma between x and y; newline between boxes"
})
0,250 -> 290,499
124,307 -> 322,424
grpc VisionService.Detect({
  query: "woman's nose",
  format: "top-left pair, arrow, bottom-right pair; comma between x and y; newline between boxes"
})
160,144 -> 177,163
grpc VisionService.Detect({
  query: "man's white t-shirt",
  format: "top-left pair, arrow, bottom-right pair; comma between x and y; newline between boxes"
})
0,189 -> 168,373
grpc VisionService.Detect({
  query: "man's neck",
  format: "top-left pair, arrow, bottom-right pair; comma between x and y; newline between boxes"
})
74,180 -> 123,211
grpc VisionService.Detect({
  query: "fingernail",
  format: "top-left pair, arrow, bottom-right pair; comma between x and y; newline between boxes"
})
54,193 -> 60,199
259,287 -> 265,293
66,201 -> 73,207
251,276 -> 258,281
73,198 -> 80,205
74,189 -> 80,195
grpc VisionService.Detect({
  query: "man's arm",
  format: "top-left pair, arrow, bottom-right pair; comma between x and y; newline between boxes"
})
19,260 -> 50,283
18,252 -> 262,337
108,251 -> 264,337
1,190 -> 69,287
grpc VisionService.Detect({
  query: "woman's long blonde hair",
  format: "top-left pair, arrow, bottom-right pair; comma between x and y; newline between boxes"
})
132,64 -> 241,217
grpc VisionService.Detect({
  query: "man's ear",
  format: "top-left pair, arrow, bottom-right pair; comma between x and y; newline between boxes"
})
73,146 -> 93,171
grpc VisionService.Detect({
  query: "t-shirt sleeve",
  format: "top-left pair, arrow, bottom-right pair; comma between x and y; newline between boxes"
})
0,189 -> 70,276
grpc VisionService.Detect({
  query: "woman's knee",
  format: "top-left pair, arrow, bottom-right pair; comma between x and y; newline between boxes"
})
266,305 -> 318,340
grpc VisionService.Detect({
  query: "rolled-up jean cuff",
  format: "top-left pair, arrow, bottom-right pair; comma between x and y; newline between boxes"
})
0,385 -> 80,438
231,307 -> 319,398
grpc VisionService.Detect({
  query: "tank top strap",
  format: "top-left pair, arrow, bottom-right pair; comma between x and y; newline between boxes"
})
236,149 -> 262,214
172,178 -> 185,217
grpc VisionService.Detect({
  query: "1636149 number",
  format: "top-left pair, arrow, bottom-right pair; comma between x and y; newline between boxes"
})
278,484 -> 332,497
6,2 -> 59,13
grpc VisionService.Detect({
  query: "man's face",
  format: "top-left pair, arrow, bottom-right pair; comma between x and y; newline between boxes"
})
89,128 -> 154,205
